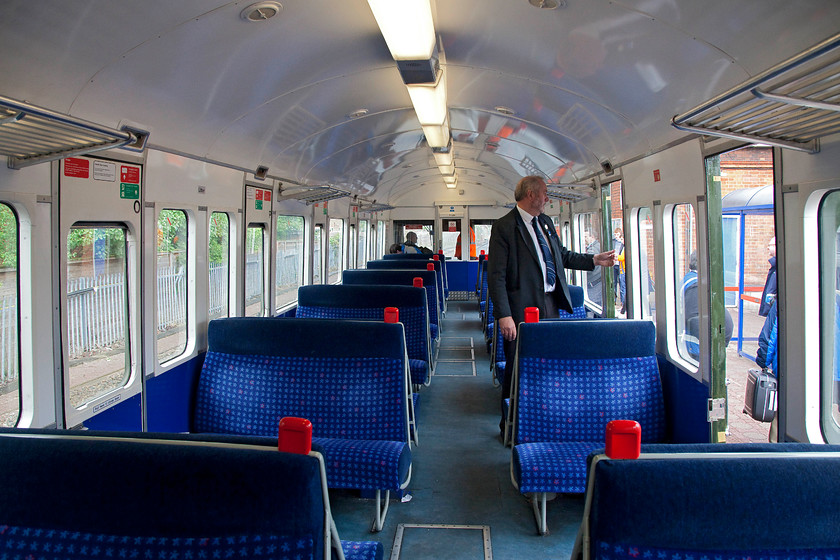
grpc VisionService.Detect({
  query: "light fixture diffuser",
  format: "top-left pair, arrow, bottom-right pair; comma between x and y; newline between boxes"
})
406,71 -> 447,125
437,161 -> 455,175
433,150 -> 453,167
367,0 -> 436,60
422,117 -> 450,148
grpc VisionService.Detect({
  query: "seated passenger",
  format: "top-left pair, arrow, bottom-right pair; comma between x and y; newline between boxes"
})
403,231 -> 432,255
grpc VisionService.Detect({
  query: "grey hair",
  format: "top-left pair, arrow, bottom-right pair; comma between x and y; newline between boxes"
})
514,175 -> 545,201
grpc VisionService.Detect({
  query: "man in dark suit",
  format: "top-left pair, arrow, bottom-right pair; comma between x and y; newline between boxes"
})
488,175 -> 616,434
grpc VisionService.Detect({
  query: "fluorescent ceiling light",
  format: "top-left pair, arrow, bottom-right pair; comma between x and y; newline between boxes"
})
422,118 -> 450,148
438,162 -> 455,175
443,175 -> 457,185
367,0 -> 435,60
433,150 -> 453,167
406,71 -> 447,125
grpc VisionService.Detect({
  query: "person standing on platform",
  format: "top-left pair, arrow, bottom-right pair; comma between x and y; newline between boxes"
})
759,236 -> 777,317
487,175 -> 616,436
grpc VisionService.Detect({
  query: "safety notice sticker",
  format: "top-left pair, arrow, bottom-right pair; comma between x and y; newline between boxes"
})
64,157 -> 89,178
93,160 -> 116,182
120,183 -> 139,199
120,165 -> 140,183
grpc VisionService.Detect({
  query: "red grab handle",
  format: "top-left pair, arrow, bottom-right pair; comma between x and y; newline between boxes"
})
605,420 -> 641,459
278,417 -> 313,455
524,307 -> 540,323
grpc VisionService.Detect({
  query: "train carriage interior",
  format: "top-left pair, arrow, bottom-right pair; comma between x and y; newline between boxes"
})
3,1 -> 840,558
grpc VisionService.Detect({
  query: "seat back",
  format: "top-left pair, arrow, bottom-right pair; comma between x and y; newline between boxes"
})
366,259 -> 444,314
195,317 -> 410,443
581,443 -> 840,559
513,320 -> 665,445
342,269 -> 440,332
382,252 -> 448,295
479,259 -> 488,309
0,432 -> 329,560
296,284 -> 431,367
559,284 -> 587,318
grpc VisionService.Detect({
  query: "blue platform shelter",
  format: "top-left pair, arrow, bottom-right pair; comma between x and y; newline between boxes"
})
722,185 -> 774,360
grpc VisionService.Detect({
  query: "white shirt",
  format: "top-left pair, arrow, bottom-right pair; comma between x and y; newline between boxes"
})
516,205 -> 555,293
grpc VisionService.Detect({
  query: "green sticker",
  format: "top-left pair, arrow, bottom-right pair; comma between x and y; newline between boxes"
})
255,200 -> 263,210
120,183 -> 139,199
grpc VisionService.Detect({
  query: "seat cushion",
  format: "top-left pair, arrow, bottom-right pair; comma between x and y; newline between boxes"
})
430,323 -> 439,340
513,441 -> 604,494
409,359 -> 429,385
341,540 -> 384,560
314,437 -> 411,491
0,526 -> 313,560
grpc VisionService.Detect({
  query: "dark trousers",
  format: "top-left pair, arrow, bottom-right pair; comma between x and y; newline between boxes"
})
500,292 -> 559,430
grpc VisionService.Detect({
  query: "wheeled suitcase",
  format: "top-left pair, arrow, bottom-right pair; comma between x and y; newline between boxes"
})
744,368 -> 777,422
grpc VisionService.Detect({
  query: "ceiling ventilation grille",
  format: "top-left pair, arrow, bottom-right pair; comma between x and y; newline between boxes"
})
672,32 -> 840,153
0,95 -> 144,169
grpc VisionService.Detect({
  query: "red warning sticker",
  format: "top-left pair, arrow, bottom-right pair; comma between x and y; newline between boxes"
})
255,189 -> 263,201
263,189 -> 271,201
64,157 -> 90,178
120,165 -> 140,183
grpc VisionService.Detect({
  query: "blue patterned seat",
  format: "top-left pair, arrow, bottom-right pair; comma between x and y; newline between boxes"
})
194,317 -> 412,532
367,259 -> 447,316
478,259 -> 488,316
559,284 -> 587,319
381,252 -> 449,300
297,284 -> 433,388
343,269 -> 441,342
575,443 -> 840,560
0,431 -> 384,560
510,319 -> 665,534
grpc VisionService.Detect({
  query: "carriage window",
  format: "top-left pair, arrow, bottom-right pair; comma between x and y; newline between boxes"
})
0,204 -> 19,426
348,224 -> 357,269
358,220 -> 369,268
470,220 -> 493,260
377,220 -> 386,258
313,224 -> 323,284
245,225 -> 265,316
636,207 -> 656,322
819,190 -> 840,440
609,181 -> 626,317
67,225 -> 129,408
441,220 -> 461,259
577,213 -> 602,310
672,203 -> 699,366
156,209 -> 188,363
328,218 -> 344,284
208,212 -> 229,321
275,215 -> 304,311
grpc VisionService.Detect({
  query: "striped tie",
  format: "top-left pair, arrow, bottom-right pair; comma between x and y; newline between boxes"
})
532,217 -> 556,287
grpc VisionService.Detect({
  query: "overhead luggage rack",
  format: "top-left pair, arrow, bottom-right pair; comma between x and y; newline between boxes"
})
546,183 -> 592,202
276,185 -> 350,204
358,202 -> 394,213
0,95 -> 145,170
672,32 -> 840,153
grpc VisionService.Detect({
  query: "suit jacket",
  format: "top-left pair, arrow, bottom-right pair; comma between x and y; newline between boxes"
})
488,207 -> 594,323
